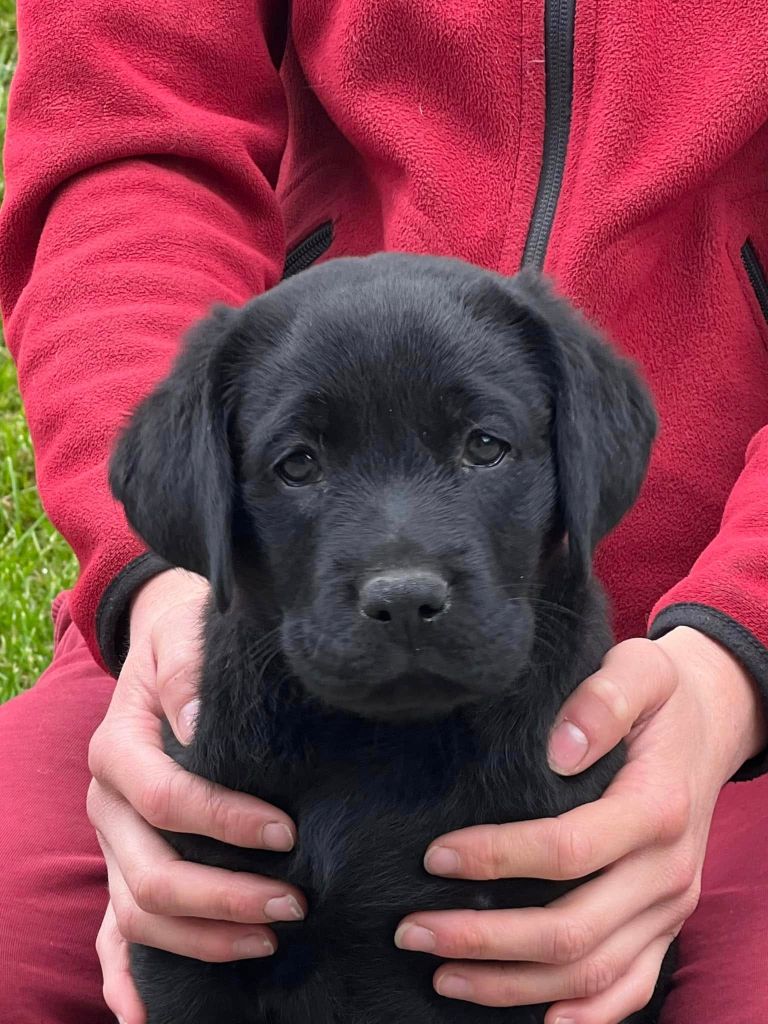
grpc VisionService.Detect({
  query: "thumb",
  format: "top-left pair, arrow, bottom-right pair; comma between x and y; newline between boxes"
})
129,568 -> 210,745
547,637 -> 677,776
152,596 -> 208,745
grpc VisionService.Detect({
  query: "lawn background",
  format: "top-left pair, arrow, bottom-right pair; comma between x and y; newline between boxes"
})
0,0 -> 79,701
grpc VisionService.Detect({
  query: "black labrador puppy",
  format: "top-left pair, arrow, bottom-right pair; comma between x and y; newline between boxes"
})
110,253 -> 668,1024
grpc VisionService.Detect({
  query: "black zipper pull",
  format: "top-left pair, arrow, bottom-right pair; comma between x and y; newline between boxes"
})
283,222 -> 334,279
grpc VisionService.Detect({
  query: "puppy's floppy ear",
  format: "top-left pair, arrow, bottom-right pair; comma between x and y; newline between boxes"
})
109,304 -> 248,612
477,268 -> 658,577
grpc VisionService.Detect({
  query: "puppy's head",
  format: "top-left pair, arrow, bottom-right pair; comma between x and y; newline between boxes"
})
110,255 -> 656,721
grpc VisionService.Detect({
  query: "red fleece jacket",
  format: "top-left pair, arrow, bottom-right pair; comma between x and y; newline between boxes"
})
2,1 -> 768,734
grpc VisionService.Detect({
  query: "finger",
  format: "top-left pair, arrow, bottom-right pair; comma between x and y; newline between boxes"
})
101,837 -> 278,962
97,901 -> 147,1024
92,792 -> 305,923
424,761 -> 689,881
431,910 -> 674,1007
400,844 -> 694,963
88,726 -> 296,848
547,638 -> 677,775
545,937 -> 673,1024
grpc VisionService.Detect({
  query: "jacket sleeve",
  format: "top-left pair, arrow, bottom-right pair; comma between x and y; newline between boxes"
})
648,424 -> 768,779
0,0 -> 289,674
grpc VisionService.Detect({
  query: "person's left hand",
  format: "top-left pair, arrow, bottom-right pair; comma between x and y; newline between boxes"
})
394,626 -> 767,1024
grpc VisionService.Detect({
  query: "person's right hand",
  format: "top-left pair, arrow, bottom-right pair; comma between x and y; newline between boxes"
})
87,568 -> 306,1024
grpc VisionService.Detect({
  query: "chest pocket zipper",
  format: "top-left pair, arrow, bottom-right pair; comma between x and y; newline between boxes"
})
283,222 -> 334,279
741,239 -> 768,326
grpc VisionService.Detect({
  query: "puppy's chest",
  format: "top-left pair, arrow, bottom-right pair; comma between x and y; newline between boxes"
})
168,736 -> 616,1022
176,727 -> 609,920
283,778 -> 569,916
176,755 -> 579,945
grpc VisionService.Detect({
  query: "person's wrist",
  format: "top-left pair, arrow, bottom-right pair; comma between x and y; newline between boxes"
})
655,625 -> 768,780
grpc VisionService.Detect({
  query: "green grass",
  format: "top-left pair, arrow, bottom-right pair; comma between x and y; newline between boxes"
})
0,2 -> 79,701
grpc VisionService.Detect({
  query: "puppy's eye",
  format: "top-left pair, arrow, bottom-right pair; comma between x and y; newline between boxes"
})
462,430 -> 510,467
275,450 -> 321,486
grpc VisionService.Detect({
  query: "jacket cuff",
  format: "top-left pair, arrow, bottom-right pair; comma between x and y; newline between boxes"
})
648,602 -> 768,782
96,551 -> 173,677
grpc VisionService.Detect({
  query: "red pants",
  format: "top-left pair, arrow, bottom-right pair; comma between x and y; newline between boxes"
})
1,593 -> 766,1023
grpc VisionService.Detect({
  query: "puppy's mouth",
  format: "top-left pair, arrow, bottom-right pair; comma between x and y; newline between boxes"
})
318,671 -> 479,722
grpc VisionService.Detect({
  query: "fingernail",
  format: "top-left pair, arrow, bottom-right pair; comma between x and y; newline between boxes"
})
264,895 -> 304,921
394,923 -> 436,952
232,934 -> 275,957
262,822 -> 295,852
424,845 -> 461,875
548,720 -> 589,774
436,973 -> 473,999
177,700 -> 200,744
117,1017 -> 128,1024
554,1018 -> 577,1024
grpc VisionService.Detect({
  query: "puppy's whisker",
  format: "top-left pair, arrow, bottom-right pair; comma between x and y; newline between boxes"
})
243,626 -> 282,662
503,592 -> 584,623
531,630 -> 560,660
255,639 -> 286,680
532,611 -> 572,642
497,580 -> 549,593
528,605 -> 575,630
309,625 -> 329,662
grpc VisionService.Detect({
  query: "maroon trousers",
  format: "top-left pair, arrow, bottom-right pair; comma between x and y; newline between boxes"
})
1,592 -> 766,1022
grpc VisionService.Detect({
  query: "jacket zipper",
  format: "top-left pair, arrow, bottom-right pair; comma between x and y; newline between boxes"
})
283,221 -> 334,279
740,239 -> 768,325
285,3 -> 577,280
521,0 -> 577,270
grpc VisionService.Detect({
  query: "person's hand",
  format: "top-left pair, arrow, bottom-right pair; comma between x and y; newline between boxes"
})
396,626 -> 767,1024
87,569 -> 306,1024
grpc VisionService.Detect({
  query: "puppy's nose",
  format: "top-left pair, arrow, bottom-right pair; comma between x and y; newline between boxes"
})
359,571 -> 449,626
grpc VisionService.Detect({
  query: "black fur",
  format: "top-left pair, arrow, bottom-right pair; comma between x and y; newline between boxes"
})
110,254 -> 668,1024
